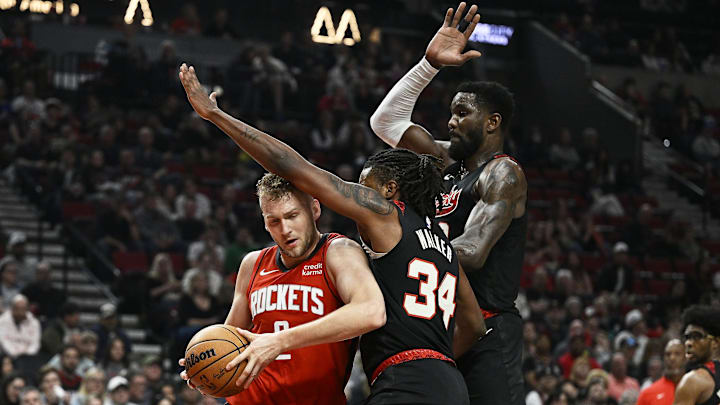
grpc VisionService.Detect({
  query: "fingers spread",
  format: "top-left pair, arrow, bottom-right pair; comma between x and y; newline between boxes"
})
464,14 -> 481,40
464,4 -> 478,22
443,8 -> 453,27
451,2 -> 466,27
226,351 -> 249,371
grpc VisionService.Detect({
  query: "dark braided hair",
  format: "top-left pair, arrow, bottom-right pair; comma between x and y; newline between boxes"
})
364,149 -> 444,218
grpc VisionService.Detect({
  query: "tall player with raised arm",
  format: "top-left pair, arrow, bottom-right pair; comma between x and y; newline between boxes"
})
369,2 -> 528,404
179,58 -> 485,404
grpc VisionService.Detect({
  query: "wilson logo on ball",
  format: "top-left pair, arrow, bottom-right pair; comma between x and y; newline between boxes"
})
186,348 -> 217,368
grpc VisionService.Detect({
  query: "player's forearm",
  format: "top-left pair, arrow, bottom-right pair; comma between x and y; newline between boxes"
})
369,57 -> 438,147
207,108 -> 310,182
453,234 -> 493,272
276,301 -> 385,352
453,319 -> 484,358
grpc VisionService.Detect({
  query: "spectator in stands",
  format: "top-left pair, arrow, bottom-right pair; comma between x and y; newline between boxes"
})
589,185 -> 625,217
174,178 -> 211,221
640,355 -> 663,389
223,227 -> 259,275
558,331 -> 601,378
252,43 -> 298,120
545,200 -> 581,251
525,364 -> 563,405
0,355 -> 15,381
186,226 -> 224,270
310,111 -> 336,151
175,383 -> 200,405
597,242 -> 635,294
3,231 -> 37,288
565,252 -> 594,297
39,368 -> 70,405
171,3 -> 202,35
133,127 -> 163,178
104,376 -> 132,405
0,259 -> 21,308
48,331 -> 98,378
79,150 -> 110,196
52,345 -> 82,392
549,128 -> 581,170
146,253 -> 181,307
11,81 -> 44,120
101,338 -> 129,380
96,125 -> 119,167
18,386 -> 42,405
174,199 -> 205,242
204,8 -> 236,39
91,303 -> 132,362
69,367 -> 105,405
607,352 -> 640,401
41,302 -> 82,357
0,295 -> 40,359
1,374 -> 25,405
692,117 -> 720,167
95,194 -> 143,255
636,339 -> 684,405
21,259 -> 64,320
139,356 -> 163,396
178,271 -> 221,329
586,374 -> 617,405
127,373 -> 149,405
133,193 -> 181,255
521,126 -> 549,166
614,309 -> 649,371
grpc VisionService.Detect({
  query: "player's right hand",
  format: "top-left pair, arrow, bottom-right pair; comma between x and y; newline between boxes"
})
179,63 -> 219,121
425,2 -> 482,68
178,358 -> 196,389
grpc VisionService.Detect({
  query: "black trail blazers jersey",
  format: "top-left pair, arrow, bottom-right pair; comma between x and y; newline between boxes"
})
696,360 -> 720,405
360,201 -> 459,382
437,154 -> 528,315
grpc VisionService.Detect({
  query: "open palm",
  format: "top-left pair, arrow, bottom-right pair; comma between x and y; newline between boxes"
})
425,2 -> 482,68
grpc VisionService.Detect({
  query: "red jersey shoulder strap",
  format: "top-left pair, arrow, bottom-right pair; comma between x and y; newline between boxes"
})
245,247 -> 273,297
321,233 -> 346,303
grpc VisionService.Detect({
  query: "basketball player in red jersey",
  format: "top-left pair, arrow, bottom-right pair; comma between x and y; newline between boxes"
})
369,3 -> 527,404
673,305 -> 720,405
180,57 -> 485,404
180,173 -> 386,405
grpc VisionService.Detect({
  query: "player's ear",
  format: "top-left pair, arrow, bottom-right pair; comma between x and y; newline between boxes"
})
384,180 -> 399,199
311,198 -> 321,221
486,113 -> 502,134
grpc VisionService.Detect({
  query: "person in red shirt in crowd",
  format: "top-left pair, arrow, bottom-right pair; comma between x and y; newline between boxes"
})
607,351 -> 640,401
637,339 -> 685,405
558,333 -> 601,378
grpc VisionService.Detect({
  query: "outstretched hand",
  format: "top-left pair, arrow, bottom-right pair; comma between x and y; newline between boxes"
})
179,63 -> 218,120
425,2 -> 482,68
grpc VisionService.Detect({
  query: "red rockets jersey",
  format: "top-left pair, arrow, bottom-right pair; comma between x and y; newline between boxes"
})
226,233 -> 355,405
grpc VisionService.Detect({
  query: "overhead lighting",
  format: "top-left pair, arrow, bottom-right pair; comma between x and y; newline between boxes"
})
124,0 -> 153,26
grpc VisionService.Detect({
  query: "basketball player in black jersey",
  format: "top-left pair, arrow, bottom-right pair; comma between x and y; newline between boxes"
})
673,305 -> 720,405
179,64 -> 486,404
369,3 -> 527,404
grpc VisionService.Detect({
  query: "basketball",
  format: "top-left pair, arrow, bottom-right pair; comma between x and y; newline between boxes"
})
184,324 -> 249,398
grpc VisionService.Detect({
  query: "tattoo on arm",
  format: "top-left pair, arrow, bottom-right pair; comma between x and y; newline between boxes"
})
327,174 -> 394,216
240,125 -> 259,142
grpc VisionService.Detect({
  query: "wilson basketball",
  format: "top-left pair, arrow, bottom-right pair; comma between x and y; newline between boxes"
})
184,324 -> 249,398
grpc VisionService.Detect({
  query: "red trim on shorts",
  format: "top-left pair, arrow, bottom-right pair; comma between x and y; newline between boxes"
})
371,349 -> 455,384
482,308 -> 499,319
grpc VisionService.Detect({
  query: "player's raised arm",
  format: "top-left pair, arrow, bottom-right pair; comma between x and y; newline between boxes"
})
179,64 -> 396,233
453,264 -> 486,357
452,158 -> 527,272
225,238 -> 386,390
369,2 -> 481,167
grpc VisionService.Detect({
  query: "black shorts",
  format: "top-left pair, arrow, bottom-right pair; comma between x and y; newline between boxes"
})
364,359 -> 469,405
457,312 -> 524,405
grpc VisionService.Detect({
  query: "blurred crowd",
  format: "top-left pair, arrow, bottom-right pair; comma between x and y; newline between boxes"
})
546,0 -> 720,75
0,3 -> 719,405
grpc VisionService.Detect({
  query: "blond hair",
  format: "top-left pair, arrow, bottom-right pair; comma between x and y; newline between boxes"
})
256,173 -> 310,206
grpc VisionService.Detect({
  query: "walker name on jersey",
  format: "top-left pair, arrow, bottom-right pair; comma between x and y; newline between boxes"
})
250,284 -> 324,318
414,228 -> 453,262
302,262 -> 323,276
